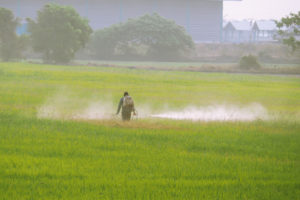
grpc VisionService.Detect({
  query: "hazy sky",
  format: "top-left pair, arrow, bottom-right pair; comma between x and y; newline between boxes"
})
224,0 -> 300,20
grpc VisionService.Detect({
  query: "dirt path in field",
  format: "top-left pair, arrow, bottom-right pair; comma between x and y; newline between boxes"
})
82,62 -> 300,76
26,60 -> 300,76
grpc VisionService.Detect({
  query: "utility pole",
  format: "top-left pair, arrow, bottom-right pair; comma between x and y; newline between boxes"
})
16,0 -> 21,18
220,2 -> 224,43
185,2 -> 191,34
119,0 -> 123,22
85,0 -> 89,18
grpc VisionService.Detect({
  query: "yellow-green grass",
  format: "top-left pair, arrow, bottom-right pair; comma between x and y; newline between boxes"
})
0,62 -> 299,199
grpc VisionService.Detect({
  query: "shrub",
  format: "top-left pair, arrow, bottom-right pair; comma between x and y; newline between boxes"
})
239,55 -> 261,70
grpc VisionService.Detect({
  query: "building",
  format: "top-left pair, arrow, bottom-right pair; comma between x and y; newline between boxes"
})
223,20 -> 278,43
0,0 -> 240,42
252,20 -> 277,42
223,20 -> 254,43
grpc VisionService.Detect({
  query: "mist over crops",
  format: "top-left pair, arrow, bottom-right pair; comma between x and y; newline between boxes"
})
151,103 -> 268,121
36,87 -> 269,122
37,93 -> 269,122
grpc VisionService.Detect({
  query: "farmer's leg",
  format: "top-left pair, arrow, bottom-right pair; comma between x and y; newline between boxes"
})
122,111 -> 131,121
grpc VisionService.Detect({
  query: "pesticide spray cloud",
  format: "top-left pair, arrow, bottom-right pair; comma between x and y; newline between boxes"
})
72,101 -> 115,120
37,90 -> 268,122
151,103 -> 268,121
37,89 -> 115,120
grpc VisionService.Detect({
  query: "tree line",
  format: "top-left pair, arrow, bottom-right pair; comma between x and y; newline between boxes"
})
0,4 -> 194,63
0,4 -> 299,64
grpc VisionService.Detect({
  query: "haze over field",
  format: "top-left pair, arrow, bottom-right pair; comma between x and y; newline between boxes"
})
37,90 -> 269,122
0,0 -> 299,198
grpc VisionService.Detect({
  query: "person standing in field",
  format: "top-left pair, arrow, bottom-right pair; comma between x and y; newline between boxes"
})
116,92 -> 136,121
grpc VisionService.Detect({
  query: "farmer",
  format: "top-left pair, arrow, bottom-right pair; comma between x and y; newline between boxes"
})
116,92 -> 136,121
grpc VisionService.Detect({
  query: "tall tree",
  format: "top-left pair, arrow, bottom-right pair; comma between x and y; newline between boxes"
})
27,4 -> 92,64
0,7 -> 24,61
276,11 -> 300,52
90,14 -> 194,61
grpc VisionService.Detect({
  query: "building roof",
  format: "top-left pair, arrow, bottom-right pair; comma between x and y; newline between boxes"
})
230,20 -> 253,31
225,20 -> 279,31
255,20 -> 277,31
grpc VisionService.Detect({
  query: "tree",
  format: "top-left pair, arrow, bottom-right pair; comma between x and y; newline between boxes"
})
276,11 -> 300,52
90,14 -> 195,61
0,7 -> 25,61
27,4 -> 92,64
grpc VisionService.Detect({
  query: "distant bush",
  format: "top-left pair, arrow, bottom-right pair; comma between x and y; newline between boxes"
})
239,55 -> 261,70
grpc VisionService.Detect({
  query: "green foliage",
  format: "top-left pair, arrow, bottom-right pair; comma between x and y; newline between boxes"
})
27,4 -> 92,64
276,11 -> 300,52
0,63 -> 299,199
90,14 -> 195,61
0,114 -> 299,199
239,55 -> 261,70
0,7 -> 26,61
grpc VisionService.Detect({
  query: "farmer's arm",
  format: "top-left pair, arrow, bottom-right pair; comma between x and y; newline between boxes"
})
116,98 -> 123,114
132,101 -> 136,114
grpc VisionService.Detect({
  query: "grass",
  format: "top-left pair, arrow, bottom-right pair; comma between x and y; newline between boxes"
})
0,62 -> 299,199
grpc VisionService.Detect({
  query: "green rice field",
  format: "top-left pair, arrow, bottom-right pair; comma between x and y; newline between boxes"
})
0,62 -> 299,199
